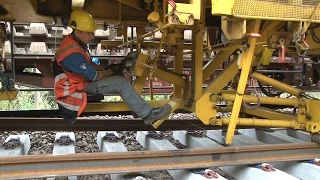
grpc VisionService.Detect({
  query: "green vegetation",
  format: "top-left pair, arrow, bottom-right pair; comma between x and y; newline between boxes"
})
0,86 -> 170,111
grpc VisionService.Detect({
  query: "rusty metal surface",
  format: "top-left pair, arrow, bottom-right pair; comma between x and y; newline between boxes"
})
0,117 -> 229,131
0,142 -> 319,179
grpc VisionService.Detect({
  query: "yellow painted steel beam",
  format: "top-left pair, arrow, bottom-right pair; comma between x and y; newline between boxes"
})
191,0 -> 205,101
134,27 -> 167,95
241,106 -> 298,121
134,69 -> 150,94
303,27 -> 320,55
306,100 -> 320,123
203,57 -> 239,94
194,92 -> 217,125
173,42 -> 184,98
168,0 -> 201,20
302,2 -> 320,33
116,0 -> 143,10
202,42 -> 243,82
211,0 -> 236,16
85,100 -> 172,113
153,68 -> 185,87
225,19 -> 261,145
256,20 -> 284,45
194,20 -> 204,101
251,72 -> 303,97
195,59 -> 239,125
132,53 -> 150,94
0,90 -> 18,100
201,20 -> 258,82
221,94 -> 299,106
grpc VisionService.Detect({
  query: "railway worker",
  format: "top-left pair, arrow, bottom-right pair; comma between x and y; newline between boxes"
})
52,9 -> 172,125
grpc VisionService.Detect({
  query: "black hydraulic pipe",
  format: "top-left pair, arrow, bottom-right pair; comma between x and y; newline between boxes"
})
10,21 -> 15,82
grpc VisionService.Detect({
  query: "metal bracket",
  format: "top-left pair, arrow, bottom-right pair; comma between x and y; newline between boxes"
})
186,130 -> 204,137
166,0 -> 199,26
221,16 -> 246,40
308,158 -> 320,166
147,131 -> 163,139
255,163 -> 276,172
103,132 -> 125,142
192,168 -> 219,179
168,12 -> 194,26
2,137 -> 21,149
130,176 -> 148,180
55,135 -> 73,146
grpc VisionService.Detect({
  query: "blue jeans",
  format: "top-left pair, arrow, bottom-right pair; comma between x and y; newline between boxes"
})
83,75 -> 152,118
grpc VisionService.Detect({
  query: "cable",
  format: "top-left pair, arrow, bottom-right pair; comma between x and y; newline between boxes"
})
242,73 -> 261,109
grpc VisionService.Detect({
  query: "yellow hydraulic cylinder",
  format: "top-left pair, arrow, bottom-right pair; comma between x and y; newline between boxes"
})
147,11 -> 163,28
221,118 -> 299,129
221,94 -> 299,106
251,72 -> 302,97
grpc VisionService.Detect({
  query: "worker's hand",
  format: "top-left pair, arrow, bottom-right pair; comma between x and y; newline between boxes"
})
108,63 -> 125,76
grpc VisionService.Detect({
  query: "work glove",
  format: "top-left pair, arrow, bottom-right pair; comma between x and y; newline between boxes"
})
108,63 -> 125,76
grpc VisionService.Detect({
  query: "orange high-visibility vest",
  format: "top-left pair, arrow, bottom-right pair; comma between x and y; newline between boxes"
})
53,35 -> 90,123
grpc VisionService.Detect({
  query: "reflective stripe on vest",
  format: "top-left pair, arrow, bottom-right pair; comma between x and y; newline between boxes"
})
53,35 -> 90,122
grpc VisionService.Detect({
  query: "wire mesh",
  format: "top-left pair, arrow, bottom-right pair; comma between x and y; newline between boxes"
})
233,0 -> 320,22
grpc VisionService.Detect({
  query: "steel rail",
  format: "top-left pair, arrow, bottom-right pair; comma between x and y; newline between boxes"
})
0,117 -> 232,131
0,142 -> 319,179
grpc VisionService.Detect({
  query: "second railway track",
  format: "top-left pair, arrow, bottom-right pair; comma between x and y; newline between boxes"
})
1,128 -> 320,180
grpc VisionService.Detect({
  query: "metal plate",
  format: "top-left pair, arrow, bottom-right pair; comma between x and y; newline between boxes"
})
233,0 -> 320,22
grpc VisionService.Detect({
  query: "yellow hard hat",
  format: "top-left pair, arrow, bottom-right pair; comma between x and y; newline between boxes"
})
69,10 -> 99,32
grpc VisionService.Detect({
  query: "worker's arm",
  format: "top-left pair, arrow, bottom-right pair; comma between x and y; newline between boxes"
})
60,53 -> 113,81
90,57 -> 105,71
91,63 -> 105,71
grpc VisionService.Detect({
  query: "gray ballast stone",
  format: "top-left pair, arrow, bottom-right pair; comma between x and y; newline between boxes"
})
4,40 -> 17,54
94,29 -> 109,37
16,48 -> 27,54
29,42 -> 48,54
0,135 -> 31,156
5,22 -> 17,36
29,23 -> 48,36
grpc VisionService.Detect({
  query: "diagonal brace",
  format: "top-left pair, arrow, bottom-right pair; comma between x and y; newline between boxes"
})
225,19 -> 261,145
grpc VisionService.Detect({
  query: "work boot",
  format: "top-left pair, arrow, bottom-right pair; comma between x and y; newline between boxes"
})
143,104 -> 172,125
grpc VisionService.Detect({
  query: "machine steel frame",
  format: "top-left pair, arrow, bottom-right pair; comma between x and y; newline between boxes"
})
2,0 -> 320,145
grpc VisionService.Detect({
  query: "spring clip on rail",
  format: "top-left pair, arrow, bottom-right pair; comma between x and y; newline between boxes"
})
2,137 -> 21,149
